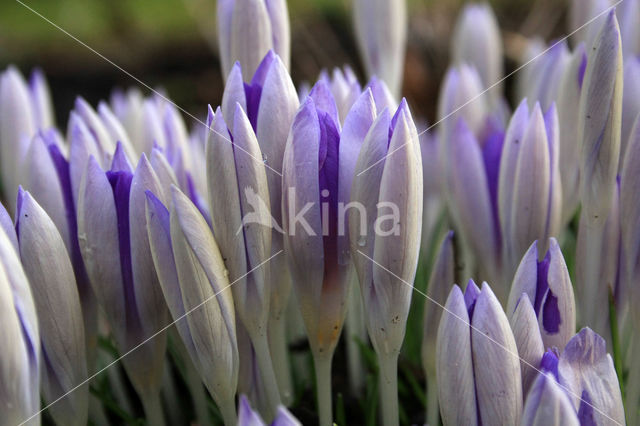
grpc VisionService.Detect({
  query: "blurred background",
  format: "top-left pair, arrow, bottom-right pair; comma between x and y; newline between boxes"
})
0,0 -> 569,128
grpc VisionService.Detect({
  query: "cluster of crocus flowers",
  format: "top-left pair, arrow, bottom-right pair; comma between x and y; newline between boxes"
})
2,0 -> 640,425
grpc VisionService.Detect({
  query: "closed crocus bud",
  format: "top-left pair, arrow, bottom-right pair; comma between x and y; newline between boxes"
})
353,0 -> 406,98
77,146 -> 169,424
556,43 -> 587,224
218,0 -> 290,81
437,281 -> 522,425
350,99 -> 422,426
507,239 -> 576,351
509,294 -> 544,397
499,101 -> 562,272
366,76 -> 398,113
558,328 -> 624,425
145,186 -> 239,424
437,64 -> 487,139
442,118 -> 503,294
578,10 -> 622,227
0,67 -> 36,208
207,103 -> 282,415
451,3 -> 502,99
322,66 -> 361,124
521,373 -> 580,426
621,58 -> 640,164
421,231 -> 455,426
0,214 -> 40,426
282,83 -> 349,426
569,0 -> 612,48
16,190 -> 88,426
237,394 -> 302,426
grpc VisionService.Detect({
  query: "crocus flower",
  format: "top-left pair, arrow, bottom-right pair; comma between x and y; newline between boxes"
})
22,129 -> 99,369
282,80 -> 374,426
318,66 -> 361,124
569,0 -> 612,48
217,0 -> 291,80
509,293 -> 544,397
556,43 -> 587,224
451,3 -> 503,100
353,0 -> 407,98
220,51 -> 299,403
16,190 -> 88,426
421,231 -> 455,426
558,328 -> 624,425
436,281 -> 522,425
521,373 -> 580,426
578,10 -> 622,227
0,204 -> 40,426
441,116 -> 504,296
206,102 -> 282,415
498,100 -> 561,274
77,145 -> 168,423
519,40 -> 570,112
350,98 -> 422,426
507,239 -> 576,351
146,187 -> 239,424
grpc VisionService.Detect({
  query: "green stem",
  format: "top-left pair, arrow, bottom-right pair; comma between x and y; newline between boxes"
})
140,390 -> 165,426
378,353 -> 399,426
252,332 -> 282,421
345,271 -> 367,395
268,314 -> 294,406
426,373 -> 439,426
218,397 -> 238,426
314,353 -> 334,426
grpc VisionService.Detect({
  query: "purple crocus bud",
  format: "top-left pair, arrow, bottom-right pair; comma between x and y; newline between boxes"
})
77,147 -> 169,419
509,294 -> 544,397
499,101 -> 562,272
29,68 -> 55,129
621,57 -> 640,164
350,99 -> 422,425
507,239 -> 576,351
442,118 -> 503,295
146,186 -> 239,424
578,10 -> 622,227
319,66 -> 362,124
437,281 -> 522,425
521,373 -> 580,426
521,40 -> 570,111
0,209 -> 40,426
218,0 -> 291,81
558,328 -> 625,425
0,67 -> 36,209
421,231 -> 454,426
556,43 -> 587,224
16,190 -> 88,426
437,65 -> 487,139
451,3 -> 502,98
569,0 -> 612,48
353,0 -> 406,98
365,76 -> 398,113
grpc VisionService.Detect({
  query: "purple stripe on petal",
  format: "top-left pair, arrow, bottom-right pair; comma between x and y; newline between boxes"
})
106,169 -> 136,327
577,390 -> 597,426
482,126 -> 504,248
318,111 -> 340,266
534,250 -> 551,313
540,348 -> 559,380
542,290 -> 561,334
577,52 -> 588,89
15,186 -> 25,237
250,50 -> 276,87
464,279 -> 481,317
243,82 -> 263,130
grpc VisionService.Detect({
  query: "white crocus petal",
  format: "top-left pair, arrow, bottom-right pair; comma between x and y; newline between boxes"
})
621,58 -> 640,163
437,65 -> 487,138
618,0 -> 640,57
74,97 -> 115,159
0,203 -> 17,252
578,10 -> 623,226
141,98 -> 166,155
29,69 -> 55,129
510,103 -> 550,261
521,373 -> 580,426
169,185 -> 238,417
98,102 -> 137,161
471,283 -> 522,425
17,192 -> 88,426
509,294 -> 544,397
230,0 -> 273,81
150,147 -> 179,196
507,241 -> 539,316
68,113 -> 102,208
222,63 -> 248,128
436,285 -> 477,425
265,0 -> 291,69
0,67 -> 36,207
